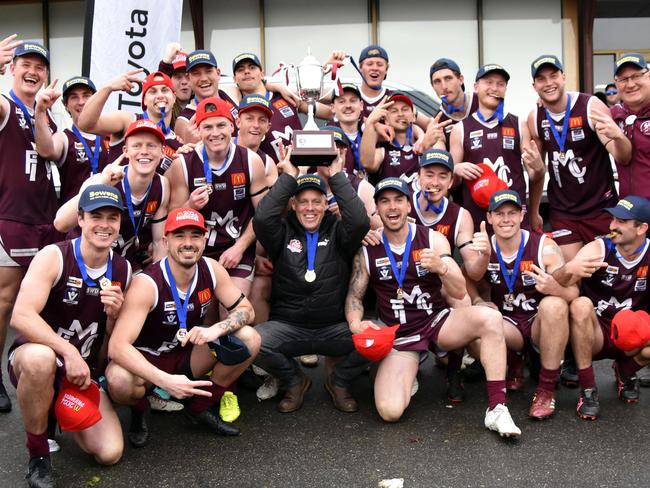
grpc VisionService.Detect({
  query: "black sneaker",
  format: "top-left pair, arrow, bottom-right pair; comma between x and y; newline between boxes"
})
576,387 -> 600,420
638,365 -> 650,388
613,361 -> 640,404
128,409 -> 149,448
0,381 -> 12,413
560,359 -> 579,388
26,456 -> 54,488
184,409 -> 240,436
446,371 -> 465,404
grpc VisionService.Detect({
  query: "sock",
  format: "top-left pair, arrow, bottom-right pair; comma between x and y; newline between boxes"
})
507,350 -> 524,376
26,431 -> 49,460
486,380 -> 506,410
446,351 -> 463,378
537,367 -> 560,394
618,357 -> 643,378
132,396 -> 150,414
577,366 -> 596,390
189,382 -> 228,413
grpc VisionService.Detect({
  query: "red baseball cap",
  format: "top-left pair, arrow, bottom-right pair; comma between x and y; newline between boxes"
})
124,119 -> 165,144
611,309 -> 650,351
195,96 -> 234,126
387,91 -> 414,110
172,51 -> 188,71
141,71 -> 175,110
352,324 -> 399,361
165,207 -> 208,234
469,163 -> 508,209
55,379 -> 102,432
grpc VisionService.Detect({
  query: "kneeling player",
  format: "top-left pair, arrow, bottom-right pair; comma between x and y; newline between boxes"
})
345,178 -> 521,437
9,185 -> 130,487
106,208 -> 260,446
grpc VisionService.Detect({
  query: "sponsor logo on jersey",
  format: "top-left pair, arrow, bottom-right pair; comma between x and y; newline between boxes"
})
317,239 -> 329,247
520,260 -> 534,272
411,249 -> 423,262
435,224 -> 450,236
469,130 -> 483,139
606,265 -> 619,274
487,263 -> 500,271
569,117 -> 583,129
522,273 -> 536,286
273,99 -> 288,109
198,288 -> 212,304
146,201 -> 158,214
279,105 -> 294,118
163,145 -> 176,158
637,265 -> 648,278
487,132 -> 497,139
375,257 -> 390,267
86,287 -> 100,296
164,301 -> 176,311
635,278 -> 647,291
287,239 -> 303,253
502,127 -> 516,137
640,120 -> 650,136
66,277 -> 83,288
571,128 -> 585,141
233,187 -> 246,200
231,172 -> 246,186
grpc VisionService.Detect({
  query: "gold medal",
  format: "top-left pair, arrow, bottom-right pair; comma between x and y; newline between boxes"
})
176,328 -> 187,341
504,293 -> 514,305
397,288 -> 404,300
305,270 -> 316,282
205,183 -> 213,194
558,152 -> 566,164
134,236 -> 140,248
99,277 -> 112,290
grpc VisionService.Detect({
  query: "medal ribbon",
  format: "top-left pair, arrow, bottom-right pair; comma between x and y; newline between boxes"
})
382,225 -> 413,295
71,126 -> 101,174
142,109 -> 170,135
202,144 -> 231,186
348,56 -> 382,91
9,89 -> 35,137
306,230 -> 319,273
417,192 -> 445,214
346,131 -> 362,171
392,126 -> 413,150
544,94 -> 571,156
441,94 -> 465,114
164,257 -> 197,335
606,237 -> 648,260
476,99 -> 504,123
494,231 -> 526,296
74,238 -> 112,287
123,166 -> 153,244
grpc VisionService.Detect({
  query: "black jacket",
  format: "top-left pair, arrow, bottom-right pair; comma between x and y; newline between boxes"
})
253,172 -> 370,328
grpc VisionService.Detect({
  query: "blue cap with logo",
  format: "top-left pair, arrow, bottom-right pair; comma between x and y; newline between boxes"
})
62,76 -> 97,99
476,63 -> 510,82
359,44 -> 389,64
208,334 -> 251,365
232,52 -> 262,72
238,94 -> 273,118
615,52 -> 648,76
604,196 -> 650,224
321,125 -> 350,148
430,58 -> 462,78
13,41 -> 49,66
295,174 -> 327,195
79,184 -> 124,212
419,149 -> 454,172
186,50 -> 218,71
531,54 -> 563,78
374,177 -> 410,200
488,189 -> 522,211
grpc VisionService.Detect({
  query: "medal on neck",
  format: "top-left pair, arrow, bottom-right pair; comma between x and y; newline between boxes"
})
9,89 -> 35,137
164,257 -> 198,342
123,166 -> 153,249
494,231 -> 525,307
73,238 -> 113,290
476,99 -> 504,124
382,225 -> 413,301
71,126 -> 101,174
392,126 -> 413,150
417,191 -> 445,214
441,94 -> 466,115
202,144 -> 231,195
544,94 -> 571,164
305,230 -> 319,282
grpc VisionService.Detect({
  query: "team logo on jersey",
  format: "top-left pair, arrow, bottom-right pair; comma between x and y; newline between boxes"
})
317,239 -> 330,247
378,266 -> 393,280
163,311 -> 178,326
15,107 -> 30,131
435,224 -> 450,236
471,137 -> 482,150
233,187 -> 246,200
602,273 -> 616,287
66,277 -> 83,288
287,239 -> 303,253
74,142 -> 89,163
389,150 -> 401,166
569,117 -> 583,129
489,271 -> 501,284
543,128 -> 551,141
198,288 -> 212,304
63,287 -> 80,305
571,128 -> 585,141
231,172 -> 246,186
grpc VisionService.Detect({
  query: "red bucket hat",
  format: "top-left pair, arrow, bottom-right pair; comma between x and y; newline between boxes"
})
611,309 -> 650,351
469,163 -> 508,209
55,379 -> 102,432
352,324 -> 399,361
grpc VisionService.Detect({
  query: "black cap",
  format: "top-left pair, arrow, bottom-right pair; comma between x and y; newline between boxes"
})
604,196 -> 650,224
295,175 -> 327,195
78,184 -> 124,212
615,53 -> 648,76
238,94 -> 273,118
207,334 -> 251,365
488,189 -> 522,211
430,58 -> 461,78
374,177 -> 410,200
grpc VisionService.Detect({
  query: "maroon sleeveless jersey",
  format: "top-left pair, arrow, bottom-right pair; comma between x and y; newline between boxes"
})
439,92 -> 479,148
258,93 -> 303,163
0,95 -> 58,224
360,87 -> 393,121
535,92 -> 617,218
484,230 -> 546,323
134,257 -> 216,355
182,143 -> 254,259
58,129 -> 110,203
460,113 -> 527,229
370,139 -> 419,186
114,171 -> 165,265
582,238 -> 650,325
364,223 -> 448,338
10,239 -> 130,370
408,195 -> 463,249
177,90 -> 239,135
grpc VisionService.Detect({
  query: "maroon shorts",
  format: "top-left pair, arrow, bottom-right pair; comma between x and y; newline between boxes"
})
549,212 -> 611,246
503,314 -> 538,351
393,309 -> 451,353
0,219 -> 64,267
593,316 -> 627,361
138,347 -> 194,378
205,244 -> 256,280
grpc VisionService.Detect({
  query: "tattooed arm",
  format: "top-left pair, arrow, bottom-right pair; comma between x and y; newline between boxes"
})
523,238 -> 579,302
345,248 -> 379,334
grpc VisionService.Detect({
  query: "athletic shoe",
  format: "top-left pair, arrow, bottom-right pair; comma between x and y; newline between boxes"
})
0,381 -> 11,413
219,391 -> 241,422
484,404 -> 521,438
410,377 -> 419,397
613,361 -> 640,404
528,389 -> 556,420
128,409 -> 149,448
185,408 -> 240,436
506,363 -> 525,392
26,456 -> 54,488
148,395 -> 184,412
256,375 -> 280,401
576,387 -> 600,420
299,354 -> 319,367
560,359 -> 579,388
638,365 -> 650,387
446,371 -> 465,404
47,439 -> 60,454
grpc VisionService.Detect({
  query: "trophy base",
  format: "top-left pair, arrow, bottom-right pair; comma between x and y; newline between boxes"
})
290,130 -> 337,166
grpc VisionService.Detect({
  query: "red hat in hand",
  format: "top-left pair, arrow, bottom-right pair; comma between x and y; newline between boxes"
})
611,309 -> 650,352
352,324 -> 399,361
469,163 -> 508,209
55,379 -> 102,432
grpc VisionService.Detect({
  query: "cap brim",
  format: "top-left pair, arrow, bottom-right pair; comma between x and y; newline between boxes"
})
80,201 -> 124,212
238,105 -> 272,118
295,183 -> 326,195
165,223 -> 207,234
374,186 -> 410,200
533,63 -> 562,78
603,206 -> 634,220
125,126 -> 165,144
388,95 -> 413,108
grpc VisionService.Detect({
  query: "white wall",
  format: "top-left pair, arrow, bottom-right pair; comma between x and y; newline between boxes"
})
594,18 -> 650,51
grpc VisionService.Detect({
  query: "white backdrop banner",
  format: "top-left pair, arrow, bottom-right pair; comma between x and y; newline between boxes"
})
83,0 -> 182,113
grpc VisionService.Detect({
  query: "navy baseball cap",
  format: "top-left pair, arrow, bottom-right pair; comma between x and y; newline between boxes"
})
321,125 -> 350,148
332,83 -> 361,100
476,64 -> 510,82
208,334 -> 251,366
62,77 -> 97,99
419,149 -> 454,171
79,184 -> 124,212
295,175 -> 327,195
13,41 -> 49,65
615,53 -> 648,76
232,52 -> 262,72
374,177 -> 410,200
430,58 -> 461,78
186,50 -> 218,71
488,189 -> 522,211
238,94 -> 272,118
359,45 -> 389,64
531,55 -> 563,78
604,196 -> 650,224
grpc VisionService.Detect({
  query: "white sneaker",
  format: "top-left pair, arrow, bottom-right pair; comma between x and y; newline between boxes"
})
48,438 -> 60,453
410,377 -> 419,397
299,354 -> 319,367
484,404 -> 521,438
256,375 -> 280,401
147,395 -> 184,412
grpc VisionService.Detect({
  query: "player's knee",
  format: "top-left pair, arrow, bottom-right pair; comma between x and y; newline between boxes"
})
539,296 -> 569,323
95,443 -> 123,466
570,297 -> 593,323
105,364 -> 136,402
237,325 -> 261,355
477,307 -> 504,336
16,346 -> 57,382
376,399 -> 405,423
